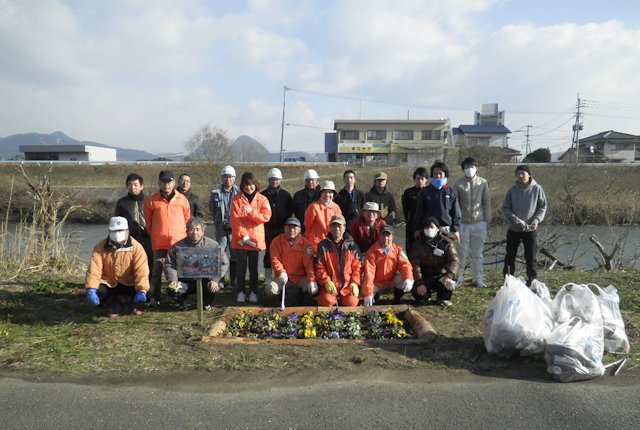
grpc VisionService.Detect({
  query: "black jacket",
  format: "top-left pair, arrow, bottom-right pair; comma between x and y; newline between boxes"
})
114,193 -> 150,243
292,186 -> 320,232
335,188 -> 365,227
261,186 -> 293,243
178,189 -> 204,218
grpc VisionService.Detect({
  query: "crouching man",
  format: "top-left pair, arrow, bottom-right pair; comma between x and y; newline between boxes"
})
409,217 -> 460,308
362,224 -> 413,306
85,216 -> 150,318
266,217 -> 317,305
315,215 -> 362,307
164,218 -> 229,311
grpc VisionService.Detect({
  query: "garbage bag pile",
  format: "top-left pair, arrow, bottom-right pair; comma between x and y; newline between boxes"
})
483,275 -> 630,383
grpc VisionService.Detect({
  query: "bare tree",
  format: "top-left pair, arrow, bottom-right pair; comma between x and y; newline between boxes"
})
184,124 -> 234,163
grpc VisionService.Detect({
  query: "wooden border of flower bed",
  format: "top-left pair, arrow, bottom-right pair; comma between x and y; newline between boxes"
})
201,305 -> 437,345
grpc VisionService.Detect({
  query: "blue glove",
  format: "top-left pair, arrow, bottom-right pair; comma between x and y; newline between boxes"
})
86,288 -> 100,306
134,291 -> 147,305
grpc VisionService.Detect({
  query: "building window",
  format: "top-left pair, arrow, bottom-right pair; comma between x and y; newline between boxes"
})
421,130 -> 441,140
393,130 -> 413,140
367,130 -> 387,140
613,143 -> 631,150
340,130 -> 360,140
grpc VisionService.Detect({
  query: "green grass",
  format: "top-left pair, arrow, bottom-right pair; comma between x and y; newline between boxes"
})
0,268 -> 638,377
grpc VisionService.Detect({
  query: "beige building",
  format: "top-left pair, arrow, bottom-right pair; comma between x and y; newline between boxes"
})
332,119 -> 448,166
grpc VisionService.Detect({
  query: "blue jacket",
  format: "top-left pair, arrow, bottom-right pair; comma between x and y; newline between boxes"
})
413,184 -> 461,233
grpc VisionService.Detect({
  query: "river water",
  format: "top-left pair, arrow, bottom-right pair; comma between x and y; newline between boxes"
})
46,222 -> 640,271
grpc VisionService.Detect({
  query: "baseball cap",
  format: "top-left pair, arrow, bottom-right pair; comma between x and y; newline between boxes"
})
284,217 -> 301,227
363,202 -> 380,212
330,214 -> 346,226
380,224 -> 394,235
159,170 -> 175,181
374,172 -> 388,180
108,216 -> 129,231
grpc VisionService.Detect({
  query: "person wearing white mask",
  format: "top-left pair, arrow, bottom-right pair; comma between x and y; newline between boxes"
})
413,161 -> 461,242
85,216 -> 150,318
452,157 -> 492,288
409,217 -> 460,307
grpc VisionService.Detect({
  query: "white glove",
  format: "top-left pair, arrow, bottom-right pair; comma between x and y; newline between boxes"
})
440,276 -> 457,291
402,279 -> 414,293
278,272 -> 288,285
363,296 -> 374,307
238,235 -> 257,247
307,281 -> 318,295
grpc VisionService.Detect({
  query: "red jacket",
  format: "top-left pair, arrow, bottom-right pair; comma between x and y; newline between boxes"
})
270,233 -> 316,283
144,191 -> 190,251
230,192 -> 271,251
304,200 -> 342,253
362,242 -> 413,298
315,233 -> 362,291
349,217 -> 386,253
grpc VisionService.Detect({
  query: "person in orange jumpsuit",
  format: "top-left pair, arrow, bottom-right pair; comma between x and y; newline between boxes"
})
230,171 -> 272,304
304,180 -> 342,253
362,224 -> 414,306
266,217 -> 318,305
144,170 -> 191,306
315,214 -> 362,307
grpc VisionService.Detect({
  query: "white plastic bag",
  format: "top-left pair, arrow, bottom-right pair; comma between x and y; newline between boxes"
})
589,284 -> 630,354
483,275 -> 555,357
545,316 -> 605,382
546,283 -> 605,382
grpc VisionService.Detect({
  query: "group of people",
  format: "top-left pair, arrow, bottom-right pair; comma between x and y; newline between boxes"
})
85,160 -> 547,317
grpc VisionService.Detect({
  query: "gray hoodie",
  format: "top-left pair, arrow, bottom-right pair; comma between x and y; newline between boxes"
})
502,178 -> 547,231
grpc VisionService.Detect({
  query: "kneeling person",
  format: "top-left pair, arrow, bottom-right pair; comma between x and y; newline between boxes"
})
409,217 -> 460,307
85,216 -> 150,317
266,217 -> 317,305
164,218 -> 229,310
315,215 -> 362,307
362,224 -> 413,306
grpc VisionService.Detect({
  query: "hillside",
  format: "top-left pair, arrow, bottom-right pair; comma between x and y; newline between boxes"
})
0,131 -> 157,161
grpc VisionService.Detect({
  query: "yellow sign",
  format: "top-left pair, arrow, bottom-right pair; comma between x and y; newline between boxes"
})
338,142 -> 389,154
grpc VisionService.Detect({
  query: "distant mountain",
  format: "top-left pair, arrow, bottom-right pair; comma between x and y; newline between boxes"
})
0,131 -> 158,161
233,135 -> 270,162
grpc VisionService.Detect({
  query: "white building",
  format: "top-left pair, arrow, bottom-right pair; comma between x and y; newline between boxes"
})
20,145 -> 117,162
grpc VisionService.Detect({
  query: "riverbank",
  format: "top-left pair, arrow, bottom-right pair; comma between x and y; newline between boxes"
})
1,268 -> 637,378
2,162 -> 640,224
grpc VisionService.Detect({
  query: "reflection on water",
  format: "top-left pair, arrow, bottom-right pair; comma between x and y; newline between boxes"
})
6,222 -> 640,270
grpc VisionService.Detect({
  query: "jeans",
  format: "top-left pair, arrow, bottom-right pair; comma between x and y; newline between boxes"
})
457,221 -> 487,284
503,229 -> 538,282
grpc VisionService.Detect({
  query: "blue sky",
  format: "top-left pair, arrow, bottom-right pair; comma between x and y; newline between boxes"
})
2,0 -> 640,156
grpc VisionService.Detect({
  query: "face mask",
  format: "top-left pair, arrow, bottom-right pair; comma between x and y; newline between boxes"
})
109,231 -> 127,244
424,228 -> 438,238
464,167 -> 477,178
431,177 -> 447,189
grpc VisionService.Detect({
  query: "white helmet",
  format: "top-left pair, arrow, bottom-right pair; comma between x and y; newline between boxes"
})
303,169 -> 319,180
267,168 -> 283,180
221,165 -> 236,177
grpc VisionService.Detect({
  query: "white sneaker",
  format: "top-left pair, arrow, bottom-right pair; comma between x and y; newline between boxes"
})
248,292 -> 258,303
236,291 -> 246,303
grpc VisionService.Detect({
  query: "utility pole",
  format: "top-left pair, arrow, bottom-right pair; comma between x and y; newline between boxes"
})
279,85 -> 287,163
571,94 -> 584,163
524,125 -> 532,156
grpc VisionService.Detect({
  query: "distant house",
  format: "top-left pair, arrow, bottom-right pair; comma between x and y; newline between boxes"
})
329,119 -> 448,166
559,130 -> 639,163
452,103 -> 519,162
20,144 -> 116,162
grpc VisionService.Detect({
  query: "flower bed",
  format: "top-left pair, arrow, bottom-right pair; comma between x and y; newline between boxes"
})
202,305 -> 436,344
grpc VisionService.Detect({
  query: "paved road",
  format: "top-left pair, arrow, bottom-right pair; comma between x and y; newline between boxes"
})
2,371 -> 638,429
